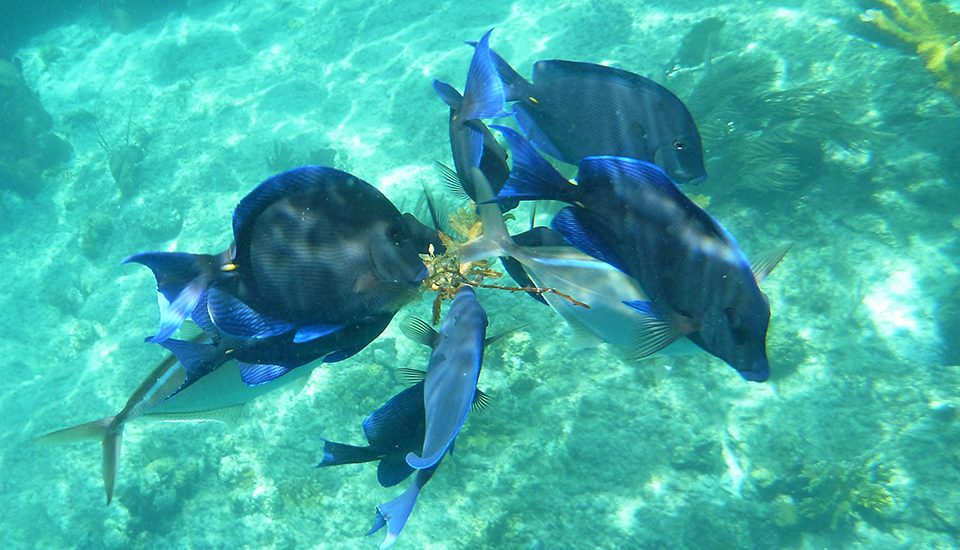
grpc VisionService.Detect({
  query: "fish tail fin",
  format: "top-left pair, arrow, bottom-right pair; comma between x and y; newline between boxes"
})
458,166 -> 520,264
36,416 -> 123,504
317,439 -> 382,467
489,125 -> 578,204
123,251 -> 222,343
367,481 -> 423,549
466,38 -> 532,102
459,29 -> 508,121
487,46 -> 531,102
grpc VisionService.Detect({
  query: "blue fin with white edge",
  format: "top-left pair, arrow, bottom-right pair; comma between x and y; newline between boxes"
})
293,323 -> 344,343
622,300 -> 682,359
491,125 -> 578,203
237,361 -> 292,386
124,251 -> 217,343
459,29 -> 508,121
551,207 -> 628,273
206,287 -> 295,339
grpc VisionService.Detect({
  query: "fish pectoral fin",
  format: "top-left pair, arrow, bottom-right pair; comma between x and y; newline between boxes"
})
435,161 -> 471,201
623,300 -> 682,359
207,287 -> 295,339
472,389 -> 493,412
483,323 -> 527,348
396,368 -> 427,385
293,323 -> 345,343
750,243 -> 792,283
237,361 -> 292,387
364,282 -> 422,314
400,317 -> 438,347
145,404 -> 245,427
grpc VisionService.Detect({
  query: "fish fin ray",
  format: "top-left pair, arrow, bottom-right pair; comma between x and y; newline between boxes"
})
471,389 -> 492,411
623,301 -> 682,359
400,317 -> 438,347
432,79 -> 463,109
237,361 -> 292,386
435,161 -> 471,201
751,243 -> 792,283
396,368 -> 427,385
459,29 -> 508,120
146,404 -> 244,426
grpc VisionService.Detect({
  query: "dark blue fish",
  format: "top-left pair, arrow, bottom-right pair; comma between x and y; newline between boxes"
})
487,45 -> 707,184
403,286 -> 487,470
432,29 -> 518,211
126,166 -> 429,385
318,381 -> 425,488
493,126 -> 778,381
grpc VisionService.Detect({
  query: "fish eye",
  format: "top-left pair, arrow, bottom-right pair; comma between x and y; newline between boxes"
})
673,139 -> 684,151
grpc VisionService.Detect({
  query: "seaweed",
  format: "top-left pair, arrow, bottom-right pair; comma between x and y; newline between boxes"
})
861,0 -> 960,99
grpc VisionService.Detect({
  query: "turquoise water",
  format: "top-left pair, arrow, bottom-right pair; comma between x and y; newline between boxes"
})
2,1 -> 959,548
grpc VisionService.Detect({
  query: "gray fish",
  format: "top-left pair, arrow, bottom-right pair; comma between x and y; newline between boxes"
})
35,331 -> 311,504
493,126 -> 786,381
402,286 -> 487,470
487,45 -> 707,184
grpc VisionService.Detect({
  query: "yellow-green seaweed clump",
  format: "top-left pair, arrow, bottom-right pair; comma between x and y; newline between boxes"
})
793,458 -> 895,529
862,0 -> 960,98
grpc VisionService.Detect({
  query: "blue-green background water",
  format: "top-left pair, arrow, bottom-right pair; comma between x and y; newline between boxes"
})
2,0 -> 959,548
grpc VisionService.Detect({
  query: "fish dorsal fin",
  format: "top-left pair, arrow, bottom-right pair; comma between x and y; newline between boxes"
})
146,404 -> 245,427
751,243 -> 792,283
396,368 -> 427,385
622,300 -> 683,360
435,161 -> 471,201
471,389 -> 492,412
400,317 -> 438,347
237,361 -> 292,387
420,182 -> 447,231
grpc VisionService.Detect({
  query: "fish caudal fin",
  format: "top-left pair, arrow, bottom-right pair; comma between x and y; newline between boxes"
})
490,125 -> 578,204
459,29 -> 508,122
368,480 -> 423,549
36,417 -> 123,504
123,251 -> 218,343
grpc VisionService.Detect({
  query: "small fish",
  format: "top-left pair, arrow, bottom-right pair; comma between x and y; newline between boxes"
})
35,329 -> 316,504
492,126 -> 786,381
486,43 -> 707,184
318,381 -> 426,488
403,286 -> 487,470
432,29 -> 518,211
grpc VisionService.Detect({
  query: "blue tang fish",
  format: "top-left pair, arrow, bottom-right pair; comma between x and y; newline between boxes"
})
485,40 -> 706,184
493,126 -> 782,381
403,286 -> 487,470
318,381 -> 426,488
127,165 -> 429,385
432,29 -> 519,211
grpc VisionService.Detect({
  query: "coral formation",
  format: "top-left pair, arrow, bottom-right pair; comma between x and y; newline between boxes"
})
0,59 -> 72,196
862,0 -> 960,98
